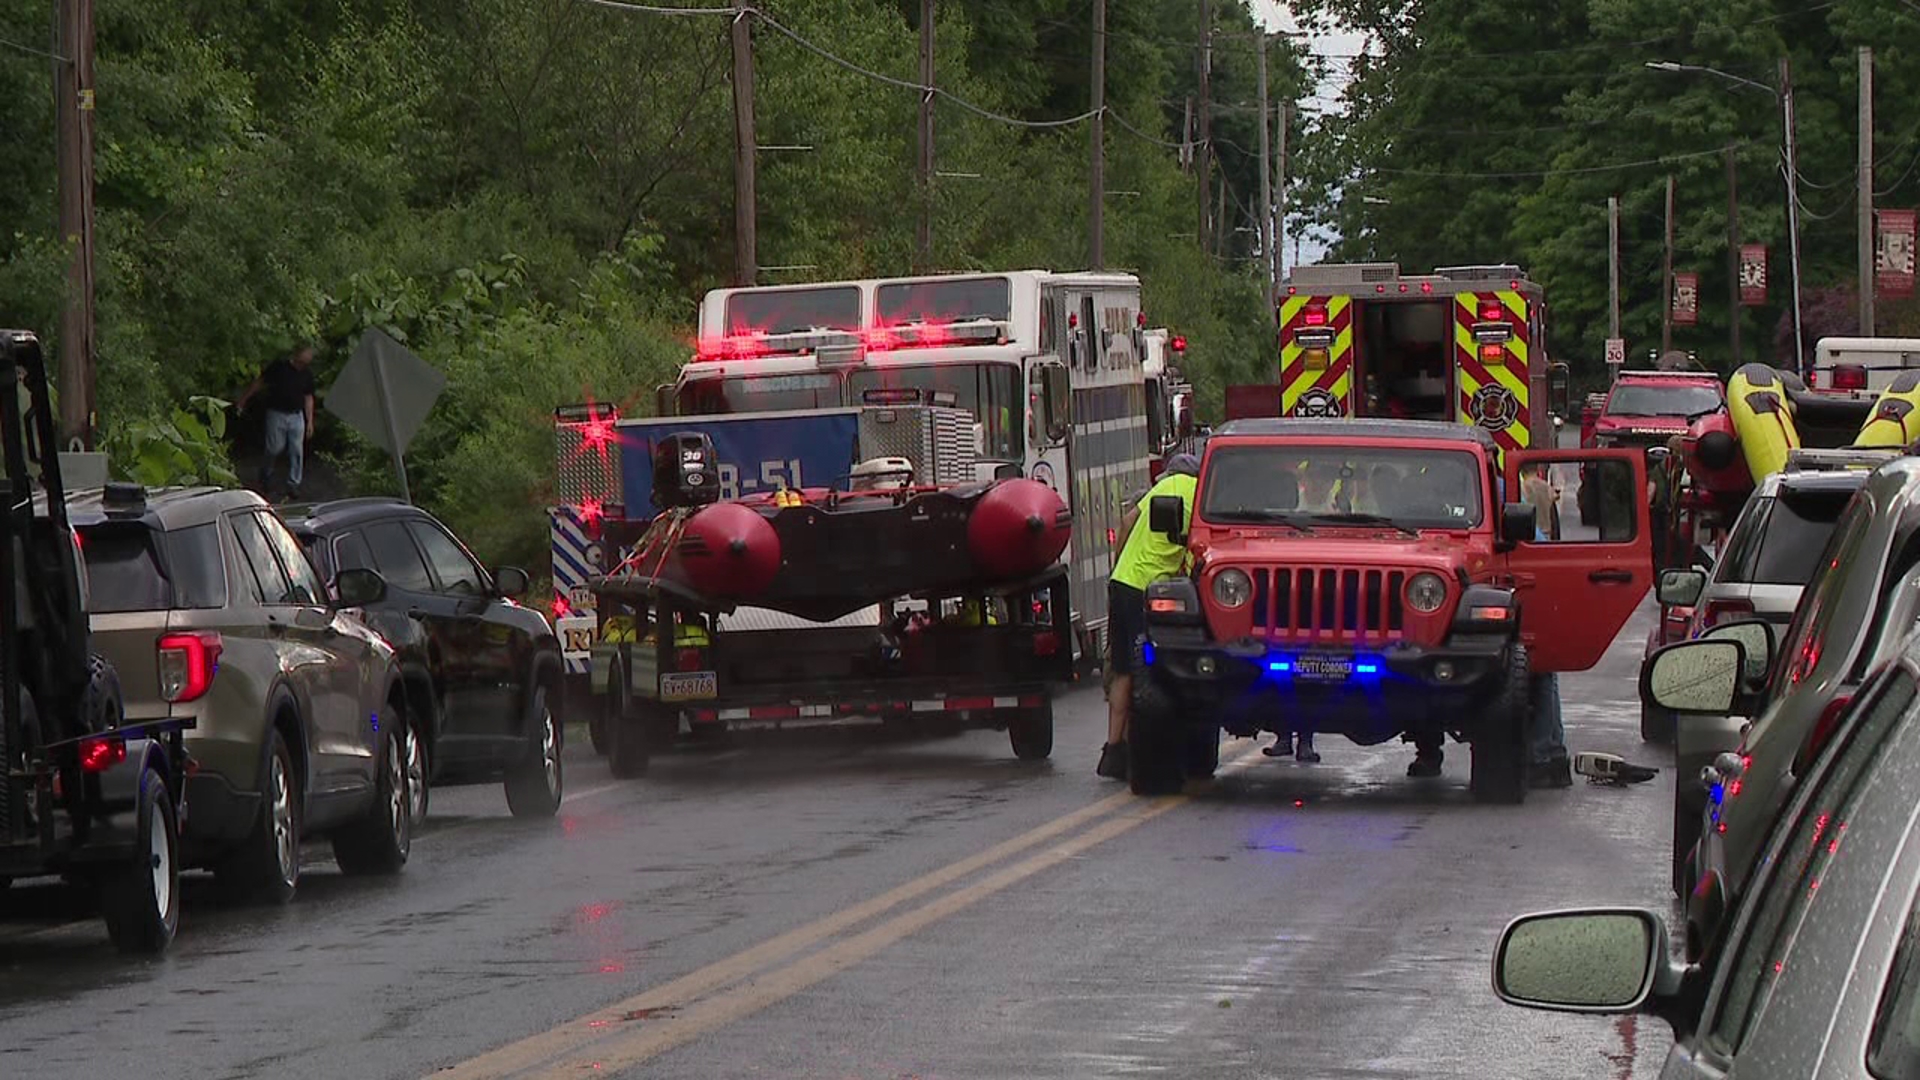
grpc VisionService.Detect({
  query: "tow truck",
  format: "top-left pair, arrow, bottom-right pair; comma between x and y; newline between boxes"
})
0,330 -> 188,953
1223,263 -> 1573,457
1126,418 -> 1651,803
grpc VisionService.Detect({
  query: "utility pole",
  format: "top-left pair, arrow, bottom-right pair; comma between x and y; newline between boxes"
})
53,0 -> 97,449
1662,174 -> 1676,354
1089,0 -> 1106,270
915,0 -> 935,272
1859,46 -> 1875,335
1608,196 -> 1622,341
1782,57 -> 1806,372
1726,144 -> 1742,365
730,3 -> 757,287
1196,0 -> 1212,253
1255,38 -> 1271,296
1275,102 -> 1290,289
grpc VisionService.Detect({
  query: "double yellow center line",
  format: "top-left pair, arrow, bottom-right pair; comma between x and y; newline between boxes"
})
432,740 -> 1264,1078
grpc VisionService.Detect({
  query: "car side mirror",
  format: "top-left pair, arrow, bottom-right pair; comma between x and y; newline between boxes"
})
1149,495 -> 1185,542
1657,568 -> 1708,608
335,567 -> 388,608
1641,639 -> 1743,714
1497,502 -> 1536,551
1702,617 -> 1775,689
495,566 -> 530,599
1493,908 -> 1673,1015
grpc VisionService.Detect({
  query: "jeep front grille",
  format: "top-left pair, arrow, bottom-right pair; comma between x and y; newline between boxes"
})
1251,567 -> 1405,642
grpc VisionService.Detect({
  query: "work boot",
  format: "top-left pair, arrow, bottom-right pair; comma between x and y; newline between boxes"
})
1263,733 -> 1295,758
1407,747 -> 1444,778
1096,742 -> 1129,780
1295,735 -> 1321,764
1530,757 -> 1573,789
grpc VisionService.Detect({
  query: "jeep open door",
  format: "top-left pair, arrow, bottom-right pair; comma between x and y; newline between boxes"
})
1504,448 -> 1653,672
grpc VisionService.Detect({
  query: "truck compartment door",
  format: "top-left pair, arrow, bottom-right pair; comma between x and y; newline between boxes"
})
1503,448 -> 1652,672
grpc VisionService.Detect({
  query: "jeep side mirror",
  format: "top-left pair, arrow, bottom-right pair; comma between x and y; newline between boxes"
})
1149,495 -> 1185,542
335,567 -> 388,609
1498,502 -> 1536,550
1657,568 -> 1707,608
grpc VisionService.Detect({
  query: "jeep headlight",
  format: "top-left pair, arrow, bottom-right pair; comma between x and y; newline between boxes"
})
1406,572 -> 1447,615
1212,568 -> 1252,608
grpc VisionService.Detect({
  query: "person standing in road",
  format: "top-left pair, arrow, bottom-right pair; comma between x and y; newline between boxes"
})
1098,453 -> 1200,781
238,344 -> 318,501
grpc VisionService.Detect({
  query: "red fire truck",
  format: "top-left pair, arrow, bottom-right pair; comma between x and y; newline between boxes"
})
1228,263 -> 1571,455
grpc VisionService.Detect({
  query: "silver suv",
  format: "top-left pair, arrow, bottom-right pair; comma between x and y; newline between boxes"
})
1643,455 -> 1920,957
72,484 -> 413,903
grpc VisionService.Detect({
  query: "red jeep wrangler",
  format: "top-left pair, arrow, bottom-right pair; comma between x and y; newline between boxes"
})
1129,419 -> 1652,803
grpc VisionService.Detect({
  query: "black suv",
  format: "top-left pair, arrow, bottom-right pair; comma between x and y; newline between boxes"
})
283,499 -> 566,823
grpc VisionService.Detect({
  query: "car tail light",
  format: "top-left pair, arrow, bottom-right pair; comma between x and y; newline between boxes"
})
1830,364 -> 1868,391
79,735 -> 127,773
158,631 -> 223,703
1798,694 -> 1855,773
1698,598 -> 1754,631
675,648 -> 704,672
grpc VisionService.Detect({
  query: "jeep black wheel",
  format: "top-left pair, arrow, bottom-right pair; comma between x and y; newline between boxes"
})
1184,723 -> 1221,779
1008,701 -> 1054,761
1468,645 -> 1530,805
506,686 -> 566,816
1127,675 -> 1184,796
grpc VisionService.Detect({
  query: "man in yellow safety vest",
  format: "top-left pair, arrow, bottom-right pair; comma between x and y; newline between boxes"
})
1098,453 -> 1200,780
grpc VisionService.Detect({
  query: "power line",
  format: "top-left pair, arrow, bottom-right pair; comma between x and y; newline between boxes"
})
574,0 -> 735,14
1366,142 -> 1755,180
0,32 -> 66,62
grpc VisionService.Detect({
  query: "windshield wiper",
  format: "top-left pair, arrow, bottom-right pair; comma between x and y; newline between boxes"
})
1210,507 -> 1316,533
1305,512 -> 1421,538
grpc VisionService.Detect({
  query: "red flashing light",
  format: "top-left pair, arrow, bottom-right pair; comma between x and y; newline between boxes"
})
1303,304 -> 1329,326
581,416 -> 615,448
1375,284 -> 1387,293
80,735 -> 127,773
1068,313 -> 1079,328
1397,283 -> 1408,293
553,592 -> 573,620
1509,279 -> 1521,291
1286,286 -> 1297,296
1480,302 -> 1505,322
1479,343 -> 1505,363
1137,312 -> 1147,327
1107,527 -> 1118,545
1171,335 -> 1187,352
157,631 -> 222,703
1420,282 -> 1433,294
1831,364 -> 1868,391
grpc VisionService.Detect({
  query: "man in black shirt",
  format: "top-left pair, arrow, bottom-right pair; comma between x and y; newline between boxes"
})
238,345 -> 317,499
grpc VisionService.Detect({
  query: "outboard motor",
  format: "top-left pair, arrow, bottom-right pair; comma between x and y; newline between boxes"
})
652,432 -> 722,511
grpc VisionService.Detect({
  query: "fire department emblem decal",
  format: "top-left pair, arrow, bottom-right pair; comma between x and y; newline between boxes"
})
1296,388 -> 1343,418
1469,384 -> 1519,432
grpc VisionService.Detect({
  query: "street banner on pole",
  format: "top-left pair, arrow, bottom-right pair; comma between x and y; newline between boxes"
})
1739,244 -> 1769,306
1672,272 -> 1700,326
1878,209 -> 1916,299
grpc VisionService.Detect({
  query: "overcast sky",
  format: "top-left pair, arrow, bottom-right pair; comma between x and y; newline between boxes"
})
1247,1 -> 1361,265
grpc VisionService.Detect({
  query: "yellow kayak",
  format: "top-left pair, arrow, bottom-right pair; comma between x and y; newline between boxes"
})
1727,363 -> 1801,482
1855,370 -> 1920,448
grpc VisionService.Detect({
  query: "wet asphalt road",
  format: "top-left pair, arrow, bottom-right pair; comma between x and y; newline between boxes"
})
0,603 -> 1678,1080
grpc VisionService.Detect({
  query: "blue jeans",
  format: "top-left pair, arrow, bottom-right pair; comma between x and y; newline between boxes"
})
1530,673 -> 1565,765
261,409 -> 306,489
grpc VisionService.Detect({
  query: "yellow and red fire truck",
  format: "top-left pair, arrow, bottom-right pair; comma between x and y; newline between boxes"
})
1229,262 -> 1570,455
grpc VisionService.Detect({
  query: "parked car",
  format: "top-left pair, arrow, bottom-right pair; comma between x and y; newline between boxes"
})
1642,456 -> 1920,954
282,498 -> 565,823
72,484 -> 411,903
1492,624 -> 1920,1079
1638,463 -> 1869,895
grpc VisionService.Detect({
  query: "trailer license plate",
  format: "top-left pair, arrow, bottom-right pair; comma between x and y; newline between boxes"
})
1293,654 -> 1353,682
660,671 -> 718,702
